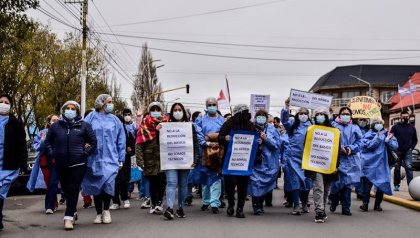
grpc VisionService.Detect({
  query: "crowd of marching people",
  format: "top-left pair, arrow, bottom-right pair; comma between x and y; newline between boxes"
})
0,92 -> 417,231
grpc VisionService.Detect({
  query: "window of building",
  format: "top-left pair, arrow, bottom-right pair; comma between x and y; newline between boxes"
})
342,91 -> 360,98
381,91 -> 396,103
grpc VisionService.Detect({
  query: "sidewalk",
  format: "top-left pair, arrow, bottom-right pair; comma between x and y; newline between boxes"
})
378,179 -> 420,211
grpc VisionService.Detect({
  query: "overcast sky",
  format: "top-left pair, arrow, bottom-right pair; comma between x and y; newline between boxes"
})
28,0 -> 420,115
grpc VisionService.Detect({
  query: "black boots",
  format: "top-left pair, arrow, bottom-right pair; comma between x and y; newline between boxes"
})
236,208 -> 245,218
374,203 -> 383,211
360,203 -> 368,212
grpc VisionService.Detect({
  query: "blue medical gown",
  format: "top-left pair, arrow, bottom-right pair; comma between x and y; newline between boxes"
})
361,129 -> 398,195
82,112 -> 126,196
27,128 -> 48,192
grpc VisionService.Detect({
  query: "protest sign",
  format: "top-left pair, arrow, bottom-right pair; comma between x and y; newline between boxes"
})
222,130 -> 260,176
159,122 -> 194,170
302,125 -> 340,174
289,89 -> 332,109
250,94 -> 270,118
349,96 -> 382,119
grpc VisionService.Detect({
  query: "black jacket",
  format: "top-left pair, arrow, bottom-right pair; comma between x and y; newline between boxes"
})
116,124 -> 135,183
391,122 -> 418,153
45,117 -> 97,167
2,114 -> 27,171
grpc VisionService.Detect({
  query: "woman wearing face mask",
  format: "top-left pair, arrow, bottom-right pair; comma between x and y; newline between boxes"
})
248,109 -> 281,215
218,104 -> 257,218
281,98 -> 312,215
82,94 -> 126,225
162,103 -> 199,219
136,102 -> 169,215
0,94 -> 27,231
27,114 -> 60,215
45,101 -> 97,230
359,118 -> 397,212
304,107 -> 338,223
355,118 -> 370,199
329,107 -> 363,216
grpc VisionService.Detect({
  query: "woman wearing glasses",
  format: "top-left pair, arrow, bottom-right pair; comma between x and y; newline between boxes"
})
329,107 -> 363,216
281,98 -> 313,215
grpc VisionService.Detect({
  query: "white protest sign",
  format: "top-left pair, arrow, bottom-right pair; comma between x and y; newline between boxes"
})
289,89 -> 332,110
159,122 -> 194,170
250,94 -> 270,118
227,134 -> 256,171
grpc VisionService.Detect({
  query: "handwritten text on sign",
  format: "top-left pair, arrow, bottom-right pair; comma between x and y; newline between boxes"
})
289,89 -> 333,110
227,134 -> 255,171
159,122 -> 194,170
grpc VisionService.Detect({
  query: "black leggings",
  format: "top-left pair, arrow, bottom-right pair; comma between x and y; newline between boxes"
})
146,173 -> 166,206
94,191 -> 112,215
0,198 -> 4,223
224,175 -> 250,210
56,165 -> 86,217
113,181 -> 129,205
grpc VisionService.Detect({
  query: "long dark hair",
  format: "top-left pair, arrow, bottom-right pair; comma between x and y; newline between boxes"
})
191,111 -> 201,123
231,110 -> 255,131
288,112 -> 313,136
169,103 -> 189,122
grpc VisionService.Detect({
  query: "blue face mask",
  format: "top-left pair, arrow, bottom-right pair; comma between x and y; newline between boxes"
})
340,115 -> 351,123
316,115 -> 325,124
105,103 -> 114,113
151,111 -> 161,118
256,116 -> 267,125
358,121 -> 367,128
64,110 -> 76,120
374,124 -> 383,131
207,106 -> 217,115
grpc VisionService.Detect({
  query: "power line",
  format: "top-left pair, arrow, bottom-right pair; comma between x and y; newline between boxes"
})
95,32 -> 420,52
37,7 -> 79,30
102,0 -> 285,27
42,0 -> 74,26
56,0 -> 81,23
101,40 -> 420,62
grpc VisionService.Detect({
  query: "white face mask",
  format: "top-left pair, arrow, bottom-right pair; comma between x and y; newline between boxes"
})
0,103 -> 11,114
124,116 -> 132,123
298,114 -> 308,122
173,111 -> 184,121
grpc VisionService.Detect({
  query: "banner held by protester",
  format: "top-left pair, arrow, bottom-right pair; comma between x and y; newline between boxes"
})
302,125 -> 340,174
159,122 -> 194,170
222,130 -> 260,176
289,89 -> 332,110
349,96 -> 382,119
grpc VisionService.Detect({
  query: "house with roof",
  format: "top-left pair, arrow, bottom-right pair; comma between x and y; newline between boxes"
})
389,72 -> 420,124
310,64 -> 420,127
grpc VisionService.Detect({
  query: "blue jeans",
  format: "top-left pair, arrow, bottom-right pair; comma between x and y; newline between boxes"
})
165,169 -> 190,209
202,179 -> 221,208
45,168 -> 59,210
140,175 -> 150,198
394,150 -> 414,186
291,189 -> 309,207
361,177 -> 383,205
330,186 -> 352,213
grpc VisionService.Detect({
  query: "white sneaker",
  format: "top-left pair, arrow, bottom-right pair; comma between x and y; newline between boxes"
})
102,210 -> 112,224
123,200 -> 130,209
93,214 -> 102,224
155,205 -> 163,213
109,204 -> 120,210
46,209 -> 54,214
141,198 -> 151,209
149,206 -> 156,214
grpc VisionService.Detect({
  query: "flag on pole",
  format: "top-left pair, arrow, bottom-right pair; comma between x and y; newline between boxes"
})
409,81 -> 420,93
217,76 -> 231,111
398,84 -> 412,96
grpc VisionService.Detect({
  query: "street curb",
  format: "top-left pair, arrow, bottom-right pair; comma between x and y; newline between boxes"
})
369,192 -> 420,211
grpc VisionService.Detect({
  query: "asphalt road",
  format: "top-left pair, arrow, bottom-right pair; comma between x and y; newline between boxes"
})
1,188 -> 419,238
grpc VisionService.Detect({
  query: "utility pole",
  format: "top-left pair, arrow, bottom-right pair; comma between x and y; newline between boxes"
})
65,0 -> 88,116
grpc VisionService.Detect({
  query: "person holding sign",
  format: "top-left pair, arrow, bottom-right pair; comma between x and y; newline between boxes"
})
248,109 -> 281,215
329,107 -> 363,216
162,103 -> 199,220
359,117 -> 397,212
195,98 -> 225,214
303,107 -> 339,223
136,102 -> 169,215
218,104 -> 258,218
281,98 -> 312,215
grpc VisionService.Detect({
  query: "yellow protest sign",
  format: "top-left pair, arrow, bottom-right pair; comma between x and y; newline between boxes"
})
302,125 -> 340,174
349,96 -> 382,119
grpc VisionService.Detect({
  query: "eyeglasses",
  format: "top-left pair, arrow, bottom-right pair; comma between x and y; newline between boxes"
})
207,104 -> 217,107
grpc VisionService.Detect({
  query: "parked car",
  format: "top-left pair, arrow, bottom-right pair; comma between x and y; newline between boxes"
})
411,149 -> 420,171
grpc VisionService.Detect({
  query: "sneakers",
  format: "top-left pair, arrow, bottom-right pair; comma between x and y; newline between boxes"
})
176,208 -> 186,218
227,206 -> 234,217
201,204 -> 209,211
253,207 -> 263,215
155,205 -> 164,213
360,203 -> 368,212
315,212 -> 325,223
374,203 -> 383,211
64,219 -> 74,230
302,203 -> 309,213
394,185 -> 400,191
141,198 -> 151,209
149,206 -> 156,214
46,209 -> 54,214
93,214 -> 103,224
235,208 -> 245,218
102,210 -> 112,224
164,208 -> 174,220
109,204 -> 120,210
185,196 -> 193,206
211,207 -> 219,214
73,212 -> 78,225
83,203 -> 92,209
123,200 -> 130,209
59,197 -> 66,205
322,210 -> 327,220
292,206 -> 302,215
342,210 -> 352,216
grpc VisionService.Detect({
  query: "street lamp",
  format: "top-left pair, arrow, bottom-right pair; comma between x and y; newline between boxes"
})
349,75 -> 372,96
165,97 -> 180,113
